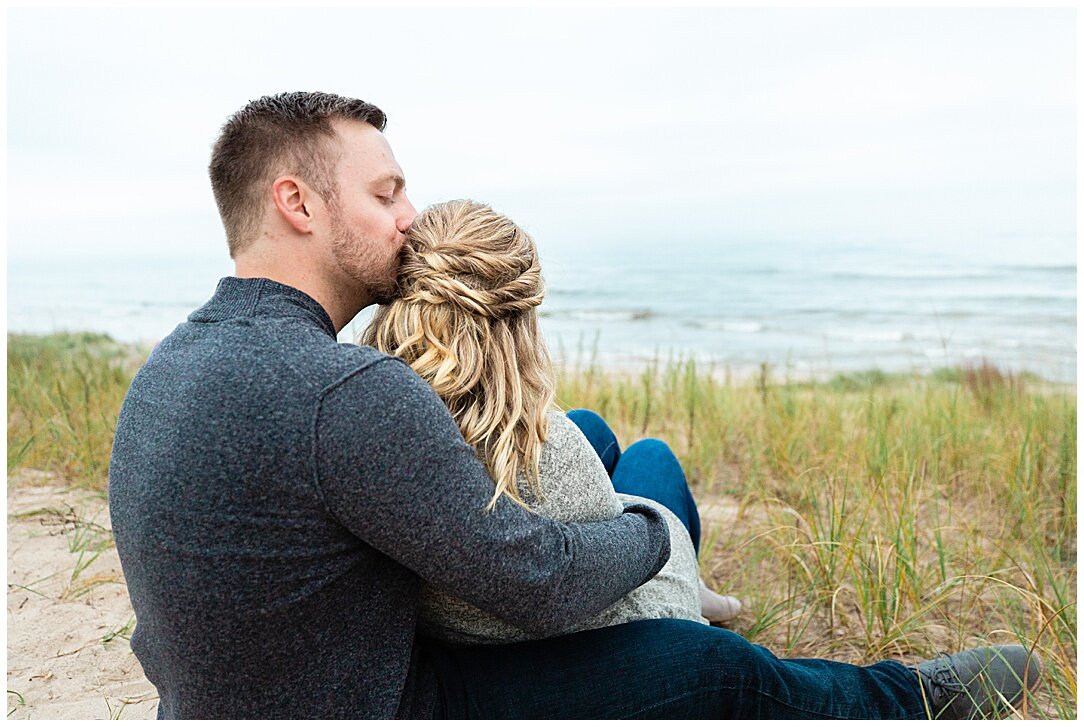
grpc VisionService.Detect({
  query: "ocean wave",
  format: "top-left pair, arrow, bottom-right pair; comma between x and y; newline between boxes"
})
546,287 -> 598,298
824,329 -> 913,343
827,308 -> 1073,325
134,300 -> 204,309
553,308 -> 656,322
726,267 -> 786,276
990,263 -> 1076,273
942,293 -> 1077,304
827,270 -> 998,281
690,320 -> 765,333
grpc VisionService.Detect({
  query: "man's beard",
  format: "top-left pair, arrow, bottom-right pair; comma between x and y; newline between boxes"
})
329,214 -> 401,306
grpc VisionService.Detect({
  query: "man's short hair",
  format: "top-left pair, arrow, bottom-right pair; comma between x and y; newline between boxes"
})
209,91 -> 386,256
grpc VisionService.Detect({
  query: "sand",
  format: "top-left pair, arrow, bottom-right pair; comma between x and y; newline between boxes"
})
7,470 -> 157,720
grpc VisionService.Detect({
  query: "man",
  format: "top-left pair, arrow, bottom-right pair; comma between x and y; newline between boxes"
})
109,91 -> 1039,719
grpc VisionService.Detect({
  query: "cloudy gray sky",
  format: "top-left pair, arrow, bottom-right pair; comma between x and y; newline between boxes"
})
7,7 -> 1076,264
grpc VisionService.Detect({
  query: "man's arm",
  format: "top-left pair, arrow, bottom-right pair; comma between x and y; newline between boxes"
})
312,358 -> 671,637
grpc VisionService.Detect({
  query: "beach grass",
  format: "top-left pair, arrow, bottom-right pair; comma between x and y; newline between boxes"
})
7,333 -> 146,488
7,332 -> 1077,718
557,351 -> 1076,718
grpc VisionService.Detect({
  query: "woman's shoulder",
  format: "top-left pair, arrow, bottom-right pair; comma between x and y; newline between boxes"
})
538,409 -> 598,459
526,409 -> 623,522
543,408 -> 577,434
539,410 -> 611,472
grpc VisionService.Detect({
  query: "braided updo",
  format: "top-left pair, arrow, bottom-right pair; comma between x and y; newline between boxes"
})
360,200 -> 556,511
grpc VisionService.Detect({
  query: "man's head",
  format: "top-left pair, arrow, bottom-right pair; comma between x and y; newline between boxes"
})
210,91 -> 386,256
209,92 -> 416,319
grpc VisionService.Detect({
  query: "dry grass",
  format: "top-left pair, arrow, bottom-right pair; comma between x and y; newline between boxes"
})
557,353 -> 1076,718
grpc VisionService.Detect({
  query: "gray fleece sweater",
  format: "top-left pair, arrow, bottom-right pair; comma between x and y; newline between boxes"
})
421,411 -> 705,643
108,277 -> 671,720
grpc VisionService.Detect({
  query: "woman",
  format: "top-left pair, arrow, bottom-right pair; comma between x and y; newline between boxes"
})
360,199 -> 740,644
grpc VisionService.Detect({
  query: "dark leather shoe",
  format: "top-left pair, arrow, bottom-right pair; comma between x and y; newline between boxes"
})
913,645 -> 1041,719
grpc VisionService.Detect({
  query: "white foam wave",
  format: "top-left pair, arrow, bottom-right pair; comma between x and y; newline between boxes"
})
727,322 -> 762,333
824,329 -> 911,343
567,309 -> 654,322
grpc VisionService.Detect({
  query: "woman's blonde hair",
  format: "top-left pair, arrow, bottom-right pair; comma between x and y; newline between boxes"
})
360,199 -> 556,511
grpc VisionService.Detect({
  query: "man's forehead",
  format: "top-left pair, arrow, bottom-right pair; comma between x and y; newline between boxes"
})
332,117 -> 389,152
331,118 -> 405,182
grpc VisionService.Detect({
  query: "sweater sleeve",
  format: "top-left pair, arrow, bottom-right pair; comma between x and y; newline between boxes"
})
311,358 -> 671,637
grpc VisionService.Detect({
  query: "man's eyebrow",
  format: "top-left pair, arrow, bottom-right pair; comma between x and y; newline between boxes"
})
370,173 -> 405,191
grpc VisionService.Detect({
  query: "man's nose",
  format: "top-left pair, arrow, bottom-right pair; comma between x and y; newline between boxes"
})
397,197 -> 418,233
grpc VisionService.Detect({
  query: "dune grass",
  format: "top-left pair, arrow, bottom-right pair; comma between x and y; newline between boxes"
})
7,333 -> 145,488
556,352 -> 1076,718
7,332 -> 1077,718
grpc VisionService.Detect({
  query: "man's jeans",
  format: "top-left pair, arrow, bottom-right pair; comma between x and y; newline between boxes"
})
419,410 -> 927,718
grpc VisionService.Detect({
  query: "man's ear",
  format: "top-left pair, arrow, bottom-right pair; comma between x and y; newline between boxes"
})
271,176 -> 314,234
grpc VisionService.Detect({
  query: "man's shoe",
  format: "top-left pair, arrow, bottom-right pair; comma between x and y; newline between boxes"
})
913,645 -> 1041,719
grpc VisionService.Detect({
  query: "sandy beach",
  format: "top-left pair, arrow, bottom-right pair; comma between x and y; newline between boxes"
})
6,470 -> 157,720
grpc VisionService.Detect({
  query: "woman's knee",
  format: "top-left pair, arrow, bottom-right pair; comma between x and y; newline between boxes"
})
624,437 -> 677,463
621,439 -> 686,483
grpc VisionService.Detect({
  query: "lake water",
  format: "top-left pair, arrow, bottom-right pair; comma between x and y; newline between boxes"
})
8,237 -> 1077,382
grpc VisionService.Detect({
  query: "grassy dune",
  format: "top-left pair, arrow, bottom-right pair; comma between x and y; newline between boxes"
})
558,354 -> 1076,718
7,333 -> 146,488
8,332 -> 1077,718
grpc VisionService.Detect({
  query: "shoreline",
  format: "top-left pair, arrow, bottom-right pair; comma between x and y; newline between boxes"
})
552,353 -> 1078,390
7,329 -> 1077,389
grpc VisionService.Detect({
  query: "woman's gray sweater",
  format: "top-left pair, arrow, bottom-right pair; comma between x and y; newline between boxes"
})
421,411 -> 705,644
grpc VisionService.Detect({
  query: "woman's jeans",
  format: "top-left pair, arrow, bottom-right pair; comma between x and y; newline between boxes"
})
566,408 -> 701,555
419,410 -> 927,718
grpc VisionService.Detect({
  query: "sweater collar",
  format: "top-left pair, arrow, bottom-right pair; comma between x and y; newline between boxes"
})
189,277 -> 338,338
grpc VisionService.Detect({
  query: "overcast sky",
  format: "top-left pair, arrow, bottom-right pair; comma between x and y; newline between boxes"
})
7,7 -> 1076,264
